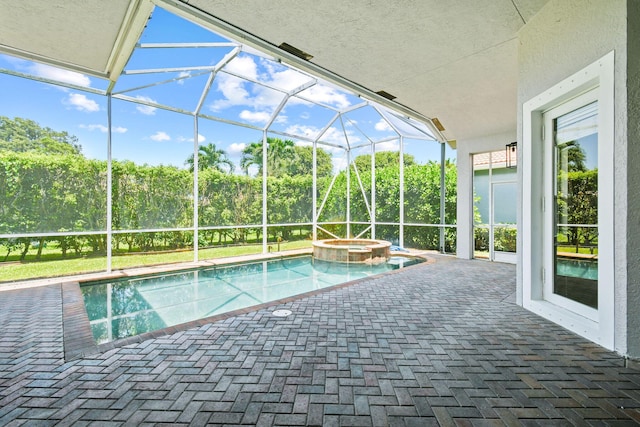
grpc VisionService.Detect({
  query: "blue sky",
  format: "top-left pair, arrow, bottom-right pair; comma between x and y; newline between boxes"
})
0,6 -> 452,173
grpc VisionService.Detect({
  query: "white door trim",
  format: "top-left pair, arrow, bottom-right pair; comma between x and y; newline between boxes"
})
522,51 -> 615,350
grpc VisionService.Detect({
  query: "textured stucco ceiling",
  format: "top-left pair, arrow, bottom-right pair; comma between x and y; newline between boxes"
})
0,0 -> 137,76
0,0 -> 550,141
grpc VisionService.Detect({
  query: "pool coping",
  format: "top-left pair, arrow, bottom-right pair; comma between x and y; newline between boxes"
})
1,248 -> 315,292
62,252 -> 436,361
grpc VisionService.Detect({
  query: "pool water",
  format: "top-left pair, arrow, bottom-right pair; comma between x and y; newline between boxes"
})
81,255 -> 423,344
556,258 -> 598,281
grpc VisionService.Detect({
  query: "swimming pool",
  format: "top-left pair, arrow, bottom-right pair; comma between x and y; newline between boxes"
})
556,258 -> 597,281
81,255 -> 424,344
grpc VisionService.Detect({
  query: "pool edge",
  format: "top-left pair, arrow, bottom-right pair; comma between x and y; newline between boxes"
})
66,253 -> 436,359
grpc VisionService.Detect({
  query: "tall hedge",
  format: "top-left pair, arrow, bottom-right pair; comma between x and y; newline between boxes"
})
0,151 -> 458,253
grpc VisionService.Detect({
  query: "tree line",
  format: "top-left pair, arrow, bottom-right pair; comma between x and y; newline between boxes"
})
0,116 -> 457,260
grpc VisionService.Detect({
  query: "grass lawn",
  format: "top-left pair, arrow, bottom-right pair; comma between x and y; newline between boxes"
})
0,240 -> 313,283
557,245 -> 598,255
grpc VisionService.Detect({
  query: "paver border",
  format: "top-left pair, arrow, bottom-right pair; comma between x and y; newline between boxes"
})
62,254 -> 435,360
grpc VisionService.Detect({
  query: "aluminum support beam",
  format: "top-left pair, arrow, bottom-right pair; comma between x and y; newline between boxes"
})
106,95 -> 113,272
262,131 -> 268,253
193,115 -> 199,262
346,148 -> 351,238
399,136 -> 404,248
312,140 -> 318,241
440,142 -> 446,252
371,141 -> 376,239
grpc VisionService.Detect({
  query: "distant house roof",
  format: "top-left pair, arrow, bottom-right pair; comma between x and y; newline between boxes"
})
473,149 -> 517,170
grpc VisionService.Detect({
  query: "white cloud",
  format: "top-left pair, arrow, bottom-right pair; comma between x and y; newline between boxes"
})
375,119 -> 392,131
80,124 -> 107,132
178,134 -> 206,143
300,84 -> 351,109
134,96 -> 158,115
80,124 -> 127,133
261,60 -> 313,92
228,142 -> 246,156
320,126 -> 362,147
210,74 -> 252,111
375,140 -> 400,151
65,93 -> 99,112
30,63 -> 91,87
225,55 -> 258,80
150,131 -> 170,142
284,124 -> 320,140
239,110 -> 272,124
176,71 -> 191,85
273,113 -> 288,124
210,54 -> 351,124
209,56 -> 287,120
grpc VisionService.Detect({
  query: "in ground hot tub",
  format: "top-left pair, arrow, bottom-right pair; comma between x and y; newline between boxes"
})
312,239 -> 392,264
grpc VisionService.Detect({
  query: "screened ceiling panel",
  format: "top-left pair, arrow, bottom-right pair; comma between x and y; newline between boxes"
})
268,98 -> 339,141
296,83 -> 361,112
113,69 -> 209,94
140,6 -> 230,44
124,46 -> 235,72
115,72 -> 213,112
0,0 -> 443,154
378,109 -> 437,140
342,105 -> 399,144
202,72 -> 287,127
234,55 -> 316,93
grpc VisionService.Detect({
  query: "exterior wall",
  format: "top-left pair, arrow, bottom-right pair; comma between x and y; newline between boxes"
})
518,0 -> 632,355
626,2 -> 640,357
456,131 -> 516,260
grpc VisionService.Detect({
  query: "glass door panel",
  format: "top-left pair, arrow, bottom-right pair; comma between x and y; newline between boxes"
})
553,101 -> 598,309
472,150 -> 517,262
492,182 -> 517,258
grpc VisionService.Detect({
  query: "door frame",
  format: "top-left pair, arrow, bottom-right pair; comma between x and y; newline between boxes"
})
542,91 -> 599,321
491,180 -> 517,264
522,51 -> 615,350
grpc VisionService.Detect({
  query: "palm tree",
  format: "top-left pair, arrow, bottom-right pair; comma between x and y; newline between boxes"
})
240,141 -> 263,175
268,137 -> 295,175
240,137 -> 295,176
185,143 -> 234,173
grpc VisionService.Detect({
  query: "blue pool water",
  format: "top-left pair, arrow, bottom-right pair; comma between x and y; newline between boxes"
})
81,255 -> 423,344
556,258 -> 598,281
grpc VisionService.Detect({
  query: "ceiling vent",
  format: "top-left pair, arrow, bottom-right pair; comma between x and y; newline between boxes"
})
431,117 -> 446,131
375,90 -> 396,100
278,42 -> 313,61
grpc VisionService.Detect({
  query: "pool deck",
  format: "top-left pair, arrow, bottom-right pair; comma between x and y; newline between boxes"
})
1,254 -> 640,425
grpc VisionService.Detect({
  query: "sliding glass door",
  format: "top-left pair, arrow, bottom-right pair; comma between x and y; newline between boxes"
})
473,150 -> 517,263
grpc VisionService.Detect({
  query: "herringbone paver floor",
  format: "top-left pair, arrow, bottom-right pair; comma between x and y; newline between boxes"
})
1,255 -> 640,426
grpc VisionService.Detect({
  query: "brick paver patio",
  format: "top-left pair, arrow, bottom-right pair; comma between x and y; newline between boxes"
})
1,255 -> 640,426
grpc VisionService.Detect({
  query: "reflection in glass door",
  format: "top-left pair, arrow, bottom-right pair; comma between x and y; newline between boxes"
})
548,100 -> 599,310
492,181 -> 517,262
473,150 -> 517,263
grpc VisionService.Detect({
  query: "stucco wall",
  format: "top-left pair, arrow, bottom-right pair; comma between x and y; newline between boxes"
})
518,0 -> 630,355
626,2 -> 640,358
456,131 -> 516,260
